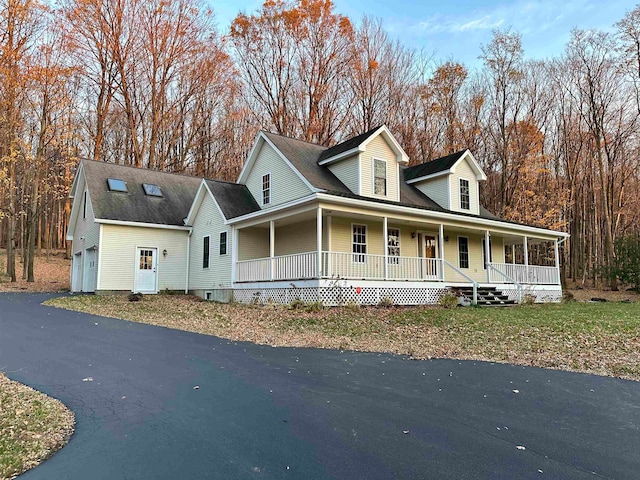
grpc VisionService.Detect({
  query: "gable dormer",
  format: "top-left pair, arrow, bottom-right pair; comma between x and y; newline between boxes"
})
318,125 -> 409,202
404,150 -> 486,215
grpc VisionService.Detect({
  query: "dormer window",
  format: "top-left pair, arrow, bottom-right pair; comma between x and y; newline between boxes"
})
262,173 -> 271,205
459,179 -> 470,210
143,183 -> 162,197
107,178 -> 127,192
373,159 -> 386,196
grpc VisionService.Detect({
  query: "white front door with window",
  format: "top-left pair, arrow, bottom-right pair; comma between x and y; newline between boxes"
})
136,248 -> 158,293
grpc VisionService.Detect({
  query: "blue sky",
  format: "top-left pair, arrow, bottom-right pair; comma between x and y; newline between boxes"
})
210,0 -> 634,68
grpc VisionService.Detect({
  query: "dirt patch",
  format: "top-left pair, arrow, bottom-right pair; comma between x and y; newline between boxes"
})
566,287 -> 639,303
0,251 -> 70,293
0,373 -> 74,480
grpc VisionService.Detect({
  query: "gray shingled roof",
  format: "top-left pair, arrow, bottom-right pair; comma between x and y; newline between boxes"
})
204,179 -> 260,219
260,131 -> 504,223
404,150 -> 467,181
262,132 -> 349,191
82,160 -> 201,226
317,126 -> 382,162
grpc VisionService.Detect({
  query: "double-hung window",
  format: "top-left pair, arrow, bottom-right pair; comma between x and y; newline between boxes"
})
219,232 -> 227,255
203,236 -> 210,269
387,228 -> 400,264
352,224 -> 367,263
262,173 -> 271,205
374,159 -> 387,196
460,179 -> 470,210
458,237 -> 469,269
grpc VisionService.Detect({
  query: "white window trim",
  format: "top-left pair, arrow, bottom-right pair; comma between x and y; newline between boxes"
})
262,172 -> 271,206
459,178 -> 470,211
219,231 -> 228,256
372,158 -> 387,197
351,223 -> 367,263
203,235 -> 210,269
458,235 -> 469,269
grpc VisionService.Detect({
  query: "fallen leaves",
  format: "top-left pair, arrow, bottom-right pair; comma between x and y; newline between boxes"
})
0,373 -> 74,480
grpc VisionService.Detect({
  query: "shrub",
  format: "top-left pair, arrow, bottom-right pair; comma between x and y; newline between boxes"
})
610,235 -> 640,292
562,290 -> 575,303
305,301 -> 323,312
438,291 -> 459,308
345,300 -> 360,312
521,294 -> 536,305
289,298 -> 306,310
128,292 -> 143,302
378,296 -> 394,308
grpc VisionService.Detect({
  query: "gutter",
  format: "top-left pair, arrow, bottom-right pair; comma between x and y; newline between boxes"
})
185,229 -> 192,294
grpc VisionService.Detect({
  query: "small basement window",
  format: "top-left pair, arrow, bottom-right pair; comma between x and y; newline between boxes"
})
143,183 -> 162,197
107,178 -> 128,192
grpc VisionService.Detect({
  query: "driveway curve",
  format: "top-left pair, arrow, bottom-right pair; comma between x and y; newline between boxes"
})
0,293 -> 638,479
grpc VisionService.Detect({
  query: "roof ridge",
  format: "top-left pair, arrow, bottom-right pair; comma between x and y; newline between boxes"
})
81,159 -> 202,181
204,177 -> 241,186
261,130 -> 328,149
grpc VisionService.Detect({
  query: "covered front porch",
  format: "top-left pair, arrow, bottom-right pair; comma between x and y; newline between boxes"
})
231,204 -> 562,304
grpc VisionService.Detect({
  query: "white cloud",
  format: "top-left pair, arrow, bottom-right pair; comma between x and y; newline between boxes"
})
410,0 -> 597,37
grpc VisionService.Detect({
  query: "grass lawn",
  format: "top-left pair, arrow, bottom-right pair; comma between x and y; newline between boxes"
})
45,295 -> 640,382
0,373 -> 74,480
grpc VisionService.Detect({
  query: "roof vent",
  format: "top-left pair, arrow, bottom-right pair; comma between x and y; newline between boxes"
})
107,178 -> 128,192
143,183 -> 162,197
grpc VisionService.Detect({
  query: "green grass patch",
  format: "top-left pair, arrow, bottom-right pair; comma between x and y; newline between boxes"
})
0,373 -> 74,479
45,295 -> 640,381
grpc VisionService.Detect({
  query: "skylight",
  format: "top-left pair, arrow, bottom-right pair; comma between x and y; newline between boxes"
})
107,178 -> 128,192
143,183 -> 162,197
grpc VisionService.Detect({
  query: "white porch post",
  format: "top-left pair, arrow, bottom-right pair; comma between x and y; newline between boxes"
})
554,238 -> 560,285
316,207 -> 322,278
383,216 -> 388,279
485,230 -> 491,283
523,236 -> 529,281
438,224 -> 445,281
511,244 -> 516,264
327,215 -> 332,277
269,220 -> 275,281
230,226 -> 237,284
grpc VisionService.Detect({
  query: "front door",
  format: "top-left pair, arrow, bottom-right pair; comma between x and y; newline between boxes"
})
136,248 -> 158,293
422,235 -> 439,279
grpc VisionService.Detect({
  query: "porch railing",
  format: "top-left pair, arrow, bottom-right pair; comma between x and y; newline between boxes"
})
236,252 -> 317,282
235,251 -> 444,282
322,252 -> 443,281
488,263 -> 559,285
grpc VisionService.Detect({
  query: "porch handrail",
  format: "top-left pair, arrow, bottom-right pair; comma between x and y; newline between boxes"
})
442,259 -> 478,305
487,263 -> 522,304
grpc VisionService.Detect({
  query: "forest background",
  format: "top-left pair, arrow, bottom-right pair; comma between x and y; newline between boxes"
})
1,0 -> 639,289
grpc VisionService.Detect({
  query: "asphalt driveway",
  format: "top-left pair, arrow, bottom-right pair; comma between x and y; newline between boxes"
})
0,293 -> 638,479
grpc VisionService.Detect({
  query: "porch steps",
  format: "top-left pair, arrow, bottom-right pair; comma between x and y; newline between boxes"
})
451,286 -> 517,306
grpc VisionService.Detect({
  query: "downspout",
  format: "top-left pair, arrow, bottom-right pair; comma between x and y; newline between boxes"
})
185,229 -> 192,294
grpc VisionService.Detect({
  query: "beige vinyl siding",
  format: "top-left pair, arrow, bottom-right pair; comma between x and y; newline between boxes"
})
491,236 -> 505,264
238,227 -> 269,260
449,159 -> 479,215
327,154 -> 359,194
275,218 -> 317,255
414,176 -> 449,209
360,135 -> 399,202
189,193 -> 232,289
443,231 -> 486,283
245,142 -> 312,209
329,217 -> 415,257
99,225 -> 189,291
